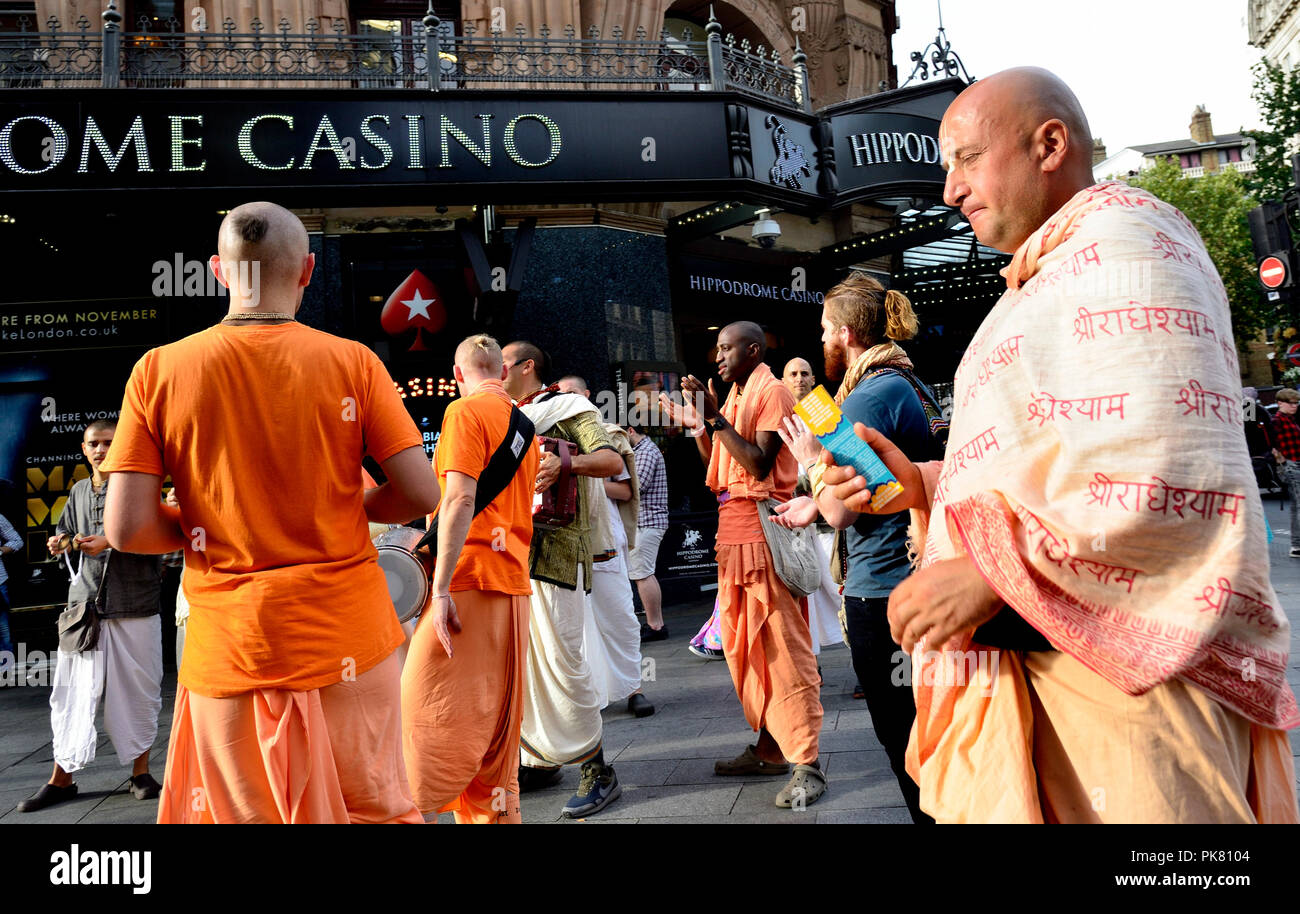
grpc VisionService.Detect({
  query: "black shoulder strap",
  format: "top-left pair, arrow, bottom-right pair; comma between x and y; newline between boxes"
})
416,405 -> 536,553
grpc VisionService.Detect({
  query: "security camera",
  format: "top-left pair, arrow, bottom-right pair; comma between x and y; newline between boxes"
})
752,209 -> 781,249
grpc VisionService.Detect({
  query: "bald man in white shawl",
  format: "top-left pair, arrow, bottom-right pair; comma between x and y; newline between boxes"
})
820,68 -> 1298,823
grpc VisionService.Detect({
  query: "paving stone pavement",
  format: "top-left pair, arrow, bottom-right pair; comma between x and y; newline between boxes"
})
3,499 -> 1299,824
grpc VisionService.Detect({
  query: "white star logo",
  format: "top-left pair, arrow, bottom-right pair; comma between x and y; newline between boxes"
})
402,289 -> 435,320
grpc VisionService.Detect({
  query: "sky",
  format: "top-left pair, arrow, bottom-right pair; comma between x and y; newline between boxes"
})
891,0 -> 1266,152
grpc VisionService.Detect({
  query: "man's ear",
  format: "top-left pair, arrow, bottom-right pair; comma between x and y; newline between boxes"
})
209,255 -> 230,289
1038,119 -> 1070,174
453,365 -> 465,384
299,252 -> 316,287
499,362 -> 508,381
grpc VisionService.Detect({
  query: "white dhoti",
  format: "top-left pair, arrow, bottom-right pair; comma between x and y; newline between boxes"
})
808,530 -> 846,656
583,552 -> 643,708
51,614 -> 163,772
521,567 -> 604,767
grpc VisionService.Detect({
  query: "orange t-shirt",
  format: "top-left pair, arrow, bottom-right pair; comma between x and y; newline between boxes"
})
101,322 -> 421,697
714,376 -> 799,546
432,379 -> 539,595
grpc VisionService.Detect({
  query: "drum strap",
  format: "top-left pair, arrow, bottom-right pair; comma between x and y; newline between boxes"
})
415,405 -> 536,553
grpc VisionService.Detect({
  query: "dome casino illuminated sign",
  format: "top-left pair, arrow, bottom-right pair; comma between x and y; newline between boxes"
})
0,104 -> 565,180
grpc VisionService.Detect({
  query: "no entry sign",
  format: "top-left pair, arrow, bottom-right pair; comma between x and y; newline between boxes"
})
1259,256 -> 1288,289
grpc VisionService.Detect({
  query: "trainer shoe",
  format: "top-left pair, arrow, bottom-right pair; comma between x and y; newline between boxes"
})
561,762 -> 622,818
129,773 -> 162,800
688,643 -> 725,661
17,782 -> 78,813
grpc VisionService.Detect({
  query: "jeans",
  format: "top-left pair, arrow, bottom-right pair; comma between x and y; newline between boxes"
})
842,594 -> 933,824
1285,461 -> 1300,553
0,582 -> 12,663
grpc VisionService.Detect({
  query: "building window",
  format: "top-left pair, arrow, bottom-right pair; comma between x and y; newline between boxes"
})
126,0 -> 180,29
1228,146 -> 1242,162
0,1 -> 36,30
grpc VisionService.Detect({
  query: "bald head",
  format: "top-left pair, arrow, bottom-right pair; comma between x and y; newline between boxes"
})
940,68 -> 1095,252
556,375 -> 589,398
715,321 -> 767,384
215,202 -> 312,307
782,357 -> 814,401
721,321 -> 766,355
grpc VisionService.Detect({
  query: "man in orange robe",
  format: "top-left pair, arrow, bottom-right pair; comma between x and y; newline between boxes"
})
402,333 -> 540,823
102,202 -> 440,823
663,322 -> 826,808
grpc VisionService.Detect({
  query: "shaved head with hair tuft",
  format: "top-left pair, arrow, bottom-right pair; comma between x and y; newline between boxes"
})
216,201 -> 310,293
454,333 -> 503,379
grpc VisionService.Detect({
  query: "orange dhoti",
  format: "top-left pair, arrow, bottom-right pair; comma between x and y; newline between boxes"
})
401,589 -> 530,824
157,650 -> 422,824
908,646 -> 1300,823
716,542 -> 822,765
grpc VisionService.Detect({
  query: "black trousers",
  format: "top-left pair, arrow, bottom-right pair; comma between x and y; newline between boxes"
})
842,594 -> 934,824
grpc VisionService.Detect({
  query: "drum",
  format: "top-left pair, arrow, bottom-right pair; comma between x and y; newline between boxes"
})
373,525 -> 431,623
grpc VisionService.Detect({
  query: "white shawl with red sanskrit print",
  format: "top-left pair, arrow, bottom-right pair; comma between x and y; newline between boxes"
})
914,181 -> 1298,731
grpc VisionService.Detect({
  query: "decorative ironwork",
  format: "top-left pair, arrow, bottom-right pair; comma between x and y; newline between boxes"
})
444,25 -> 706,88
0,2 -> 804,109
116,16 -> 442,88
0,14 -> 101,87
902,1 -> 972,88
719,31 -> 799,107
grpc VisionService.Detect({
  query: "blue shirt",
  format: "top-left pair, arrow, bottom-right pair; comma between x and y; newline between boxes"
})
840,371 -> 937,599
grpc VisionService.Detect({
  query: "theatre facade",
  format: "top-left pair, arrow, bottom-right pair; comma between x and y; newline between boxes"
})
0,0 -> 1009,613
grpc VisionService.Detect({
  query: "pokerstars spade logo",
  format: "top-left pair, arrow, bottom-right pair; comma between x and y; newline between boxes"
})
381,269 -> 447,351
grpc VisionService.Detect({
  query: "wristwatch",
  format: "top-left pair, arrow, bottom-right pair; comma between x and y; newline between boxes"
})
707,415 -> 727,433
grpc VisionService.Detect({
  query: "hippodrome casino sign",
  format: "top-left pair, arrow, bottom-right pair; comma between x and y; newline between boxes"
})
0,87 -> 953,207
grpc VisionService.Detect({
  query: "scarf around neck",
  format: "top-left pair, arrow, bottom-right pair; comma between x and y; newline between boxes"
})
834,342 -> 914,405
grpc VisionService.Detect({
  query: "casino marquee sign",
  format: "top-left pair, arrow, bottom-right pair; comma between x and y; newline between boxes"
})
0,80 -> 963,210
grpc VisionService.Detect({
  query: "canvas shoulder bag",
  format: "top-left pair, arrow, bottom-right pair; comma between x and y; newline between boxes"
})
57,548 -> 106,654
756,498 -> 822,598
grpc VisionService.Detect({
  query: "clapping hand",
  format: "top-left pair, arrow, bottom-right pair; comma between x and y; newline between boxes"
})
777,415 -> 824,466
659,389 -> 705,436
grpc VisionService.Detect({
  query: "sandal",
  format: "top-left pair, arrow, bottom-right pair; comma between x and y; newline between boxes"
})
775,764 -> 827,808
714,744 -> 790,776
